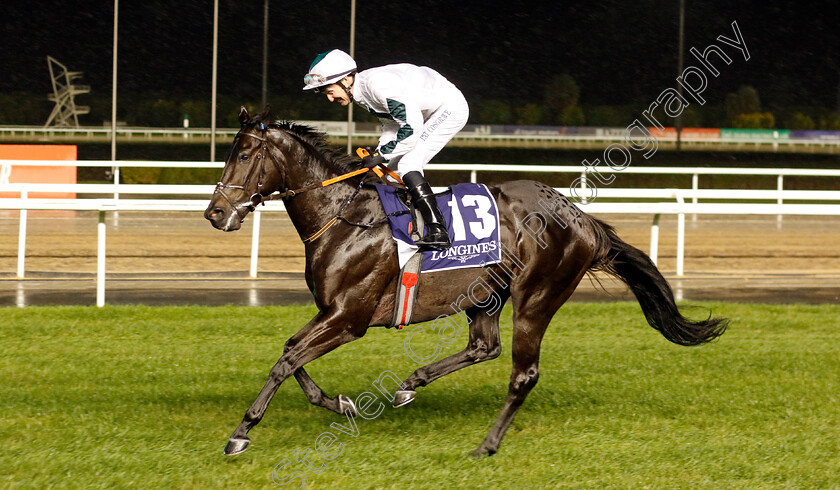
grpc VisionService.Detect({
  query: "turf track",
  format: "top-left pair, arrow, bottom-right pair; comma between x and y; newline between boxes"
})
1,302 -> 838,489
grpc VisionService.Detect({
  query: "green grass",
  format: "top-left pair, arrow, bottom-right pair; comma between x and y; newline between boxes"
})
1,302 -> 838,489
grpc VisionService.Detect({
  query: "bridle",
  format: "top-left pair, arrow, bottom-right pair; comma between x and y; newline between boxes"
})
213,123 -> 286,224
213,123 -> 402,242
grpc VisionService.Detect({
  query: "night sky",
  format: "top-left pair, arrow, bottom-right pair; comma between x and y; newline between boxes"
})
2,1 -> 837,112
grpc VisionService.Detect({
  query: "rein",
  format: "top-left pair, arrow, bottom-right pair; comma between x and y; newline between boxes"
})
260,165 -> 372,203
217,124 -> 403,244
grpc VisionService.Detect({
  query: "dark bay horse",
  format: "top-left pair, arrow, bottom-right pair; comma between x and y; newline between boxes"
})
205,107 -> 727,457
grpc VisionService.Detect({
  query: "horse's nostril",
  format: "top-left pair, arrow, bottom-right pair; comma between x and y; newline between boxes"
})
206,207 -> 225,221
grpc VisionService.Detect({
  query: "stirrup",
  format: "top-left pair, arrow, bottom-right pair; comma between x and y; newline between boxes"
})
415,224 -> 450,251
403,171 -> 450,251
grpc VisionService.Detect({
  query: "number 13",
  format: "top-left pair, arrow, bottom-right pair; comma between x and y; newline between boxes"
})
447,194 -> 496,241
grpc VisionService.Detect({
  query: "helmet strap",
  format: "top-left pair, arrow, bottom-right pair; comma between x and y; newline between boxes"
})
340,75 -> 355,102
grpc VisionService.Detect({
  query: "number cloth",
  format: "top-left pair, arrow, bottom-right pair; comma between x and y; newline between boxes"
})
375,183 -> 501,272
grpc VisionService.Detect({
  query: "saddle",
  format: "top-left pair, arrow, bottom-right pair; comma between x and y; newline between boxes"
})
375,183 -> 502,329
388,187 -> 431,329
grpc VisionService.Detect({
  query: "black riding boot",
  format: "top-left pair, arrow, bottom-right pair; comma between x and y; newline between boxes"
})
402,171 -> 451,251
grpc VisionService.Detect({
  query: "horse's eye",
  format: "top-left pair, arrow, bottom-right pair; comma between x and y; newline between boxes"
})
239,153 -> 249,162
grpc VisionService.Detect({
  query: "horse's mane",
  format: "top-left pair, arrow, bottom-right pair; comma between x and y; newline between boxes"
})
243,111 -> 362,174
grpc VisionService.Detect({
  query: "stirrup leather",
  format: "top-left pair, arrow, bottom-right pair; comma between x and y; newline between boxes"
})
403,172 -> 451,251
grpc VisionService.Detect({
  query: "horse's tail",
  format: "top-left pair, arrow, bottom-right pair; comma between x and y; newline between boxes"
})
586,215 -> 728,346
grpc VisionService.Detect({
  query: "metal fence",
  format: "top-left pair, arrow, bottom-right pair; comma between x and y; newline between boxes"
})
2,159 -> 840,306
2,123 -> 839,152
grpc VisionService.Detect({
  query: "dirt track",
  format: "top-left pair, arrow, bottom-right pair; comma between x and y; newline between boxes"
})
1,210 -> 839,306
2,211 -> 838,275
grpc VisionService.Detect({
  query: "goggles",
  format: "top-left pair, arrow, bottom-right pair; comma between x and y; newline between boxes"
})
303,69 -> 355,92
303,73 -> 328,87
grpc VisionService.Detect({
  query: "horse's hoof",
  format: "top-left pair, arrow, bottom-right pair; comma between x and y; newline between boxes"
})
470,445 -> 496,459
224,436 -> 251,455
392,390 -> 416,408
338,394 -> 357,416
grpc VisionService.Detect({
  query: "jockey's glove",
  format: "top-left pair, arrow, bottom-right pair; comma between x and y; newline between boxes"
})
360,151 -> 385,168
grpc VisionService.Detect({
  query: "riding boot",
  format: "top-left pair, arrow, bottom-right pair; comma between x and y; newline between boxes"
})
402,171 -> 451,251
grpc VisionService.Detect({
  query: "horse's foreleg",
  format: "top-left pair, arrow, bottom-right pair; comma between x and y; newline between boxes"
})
294,367 -> 357,415
396,303 -> 506,407
225,314 -> 364,455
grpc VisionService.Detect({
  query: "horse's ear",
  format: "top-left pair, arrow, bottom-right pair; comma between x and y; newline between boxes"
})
239,107 -> 250,125
260,105 -> 272,123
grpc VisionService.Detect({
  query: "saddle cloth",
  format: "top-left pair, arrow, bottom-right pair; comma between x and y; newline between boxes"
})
375,183 -> 502,273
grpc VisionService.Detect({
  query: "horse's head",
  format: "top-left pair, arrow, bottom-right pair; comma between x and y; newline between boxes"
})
205,107 -> 286,231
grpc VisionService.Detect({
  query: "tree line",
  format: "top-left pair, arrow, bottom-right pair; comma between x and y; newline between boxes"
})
2,75 -> 838,130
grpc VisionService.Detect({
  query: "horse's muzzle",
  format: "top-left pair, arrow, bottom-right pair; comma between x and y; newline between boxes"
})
205,203 -> 242,232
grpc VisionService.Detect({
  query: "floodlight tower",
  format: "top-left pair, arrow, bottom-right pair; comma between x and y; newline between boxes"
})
44,56 -> 91,128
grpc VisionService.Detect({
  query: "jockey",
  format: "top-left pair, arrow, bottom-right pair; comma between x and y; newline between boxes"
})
303,49 -> 469,251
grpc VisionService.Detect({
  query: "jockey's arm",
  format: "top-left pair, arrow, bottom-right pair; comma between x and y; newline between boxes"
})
375,97 -> 424,161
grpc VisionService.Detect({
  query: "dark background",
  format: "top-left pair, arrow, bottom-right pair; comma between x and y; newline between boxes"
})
2,2 -> 838,184
0,0 -> 840,130
3,1 -> 837,118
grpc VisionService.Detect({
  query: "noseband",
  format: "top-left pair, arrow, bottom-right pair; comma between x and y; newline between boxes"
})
213,123 -> 400,240
213,124 -> 287,222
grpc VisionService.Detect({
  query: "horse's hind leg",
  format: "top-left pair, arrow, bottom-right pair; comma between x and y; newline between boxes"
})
472,285 -> 576,457
396,301 -> 507,406
294,367 -> 357,415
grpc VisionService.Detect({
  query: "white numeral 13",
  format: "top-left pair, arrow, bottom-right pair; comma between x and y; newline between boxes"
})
447,194 -> 496,242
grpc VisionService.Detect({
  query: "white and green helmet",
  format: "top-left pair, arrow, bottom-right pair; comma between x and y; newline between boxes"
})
302,49 -> 357,91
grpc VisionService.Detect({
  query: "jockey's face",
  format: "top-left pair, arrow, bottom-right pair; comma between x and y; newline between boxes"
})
320,76 -> 353,106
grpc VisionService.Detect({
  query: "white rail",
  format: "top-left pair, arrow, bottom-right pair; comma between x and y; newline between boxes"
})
4,159 -> 840,206
3,160 -> 840,306
3,193 -> 840,307
0,198 -> 286,307
6,159 -> 840,177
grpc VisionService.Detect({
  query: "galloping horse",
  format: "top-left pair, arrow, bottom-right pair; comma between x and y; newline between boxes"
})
205,107 -> 727,457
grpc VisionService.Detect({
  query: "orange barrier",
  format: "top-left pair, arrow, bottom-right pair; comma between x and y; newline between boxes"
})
0,145 -> 77,198
649,127 -> 721,140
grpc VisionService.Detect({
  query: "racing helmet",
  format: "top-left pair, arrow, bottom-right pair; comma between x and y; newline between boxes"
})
302,49 -> 357,91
